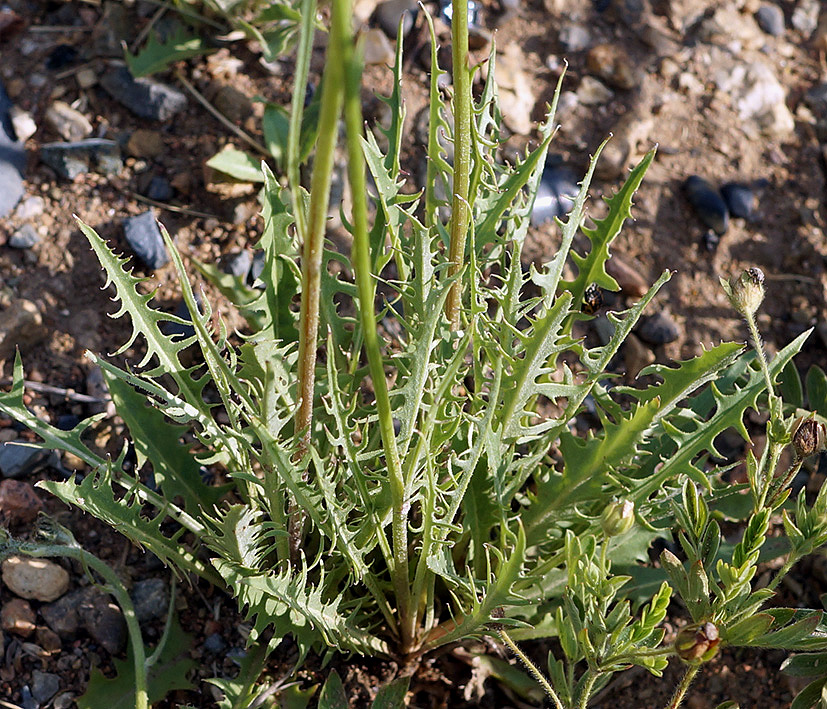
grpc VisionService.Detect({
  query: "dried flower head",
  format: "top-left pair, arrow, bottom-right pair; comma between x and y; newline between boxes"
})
792,416 -> 827,460
600,499 -> 635,537
721,267 -> 765,318
675,621 -> 720,664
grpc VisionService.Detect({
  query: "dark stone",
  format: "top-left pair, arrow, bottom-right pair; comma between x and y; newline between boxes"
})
123,211 -> 168,270
41,588 -> 86,635
637,311 -> 680,345
56,414 -> 79,431
683,176 -> 729,235
0,80 -> 25,218
39,139 -> 122,179
46,44 -> 78,70
31,671 -> 60,704
77,588 -> 126,654
531,159 -> 579,226
130,578 -> 168,623
9,224 -> 38,249
720,182 -> 757,221
755,4 -> 785,36
0,442 -> 50,478
145,175 -> 174,202
224,250 -> 252,279
100,65 -> 187,121
204,633 -> 226,653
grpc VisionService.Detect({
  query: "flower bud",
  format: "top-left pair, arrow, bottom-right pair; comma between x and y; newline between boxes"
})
675,621 -> 720,664
600,499 -> 635,537
792,416 -> 827,460
722,267 -> 765,318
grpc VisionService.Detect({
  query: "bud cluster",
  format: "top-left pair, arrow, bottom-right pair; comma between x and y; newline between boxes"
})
721,267 -> 765,319
674,621 -> 720,665
792,416 -> 827,460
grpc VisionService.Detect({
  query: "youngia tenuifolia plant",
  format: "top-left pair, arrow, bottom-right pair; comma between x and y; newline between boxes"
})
3,2 -> 827,708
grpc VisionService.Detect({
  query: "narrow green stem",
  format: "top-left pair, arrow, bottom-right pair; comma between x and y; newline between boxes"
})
576,669 -> 600,709
332,0 -> 413,652
499,630 -> 563,709
444,0 -> 472,330
17,542 -> 148,709
745,312 -> 774,398
291,7 -> 346,559
666,665 -> 699,709
765,552 -> 800,594
601,645 -> 674,667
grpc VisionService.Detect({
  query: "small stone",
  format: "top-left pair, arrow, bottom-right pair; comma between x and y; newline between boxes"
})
78,588 -> 126,654
531,159 -> 579,226
1,598 -> 36,637
606,256 -> 648,298
41,589 -> 84,636
2,556 -> 70,602
637,311 -> 680,345
45,45 -> 78,70
31,671 -> 60,704
720,182 -> 758,221
586,44 -> 637,90
130,578 -> 168,623
127,129 -> 164,159
576,76 -> 614,105
35,626 -> 62,654
496,44 -> 536,135
683,176 -> 729,235
44,101 -> 93,142
792,0 -> 818,36
145,176 -> 174,201
40,139 -> 122,179
362,28 -> 395,66
76,67 -> 97,89
14,196 -> 45,220
123,211 -> 169,270
0,81 -> 25,218
100,64 -> 187,121
9,224 -> 39,249
204,632 -> 226,653
755,4 -> 785,36
213,85 -> 253,125
0,479 -> 43,524
10,106 -> 37,143
0,298 -> 47,362
374,0 -> 418,39
559,23 -> 591,52
596,108 -> 653,180
54,693 -> 74,709
225,250 -> 252,279
624,333 -> 655,378
0,441 -> 49,478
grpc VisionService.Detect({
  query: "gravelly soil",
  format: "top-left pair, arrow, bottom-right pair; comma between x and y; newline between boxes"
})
1,0 -> 827,706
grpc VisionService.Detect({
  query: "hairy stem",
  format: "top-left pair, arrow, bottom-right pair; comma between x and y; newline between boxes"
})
444,0 -> 472,330
499,629 -> 563,709
576,669 -> 601,709
332,0 -> 413,651
666,665 -> 700,709
291,4 -> 345,559
745,311 -> 774,399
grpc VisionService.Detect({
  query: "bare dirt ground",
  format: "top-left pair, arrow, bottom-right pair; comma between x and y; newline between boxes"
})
1,0 -> 827,706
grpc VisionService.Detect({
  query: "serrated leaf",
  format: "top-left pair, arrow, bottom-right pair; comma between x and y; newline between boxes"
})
77,615 -> 195,709
206,148 -> 267,182
125,24 -> 210,77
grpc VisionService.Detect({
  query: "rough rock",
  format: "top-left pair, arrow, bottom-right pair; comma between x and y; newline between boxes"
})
144,175 -> 174,201
586,44 -> 637,90
35,626 -> 62,654
213,85 -> 253,124
127,129 -> 164,159
41,589 -> 84,636
130,578 -> 168,622
0,299 -> 46,362
1,598 -> 36,637
495,44 -> 536,134
0,479 -> 43,524
31,671 -> 60,704
637,311 -> 680,345
14,195 -> 44,220
40,139 -> 123,179
44,101 -> 93,142
10,105 -> 36,142
792,0 -> 819,36
9,223 -> 39,249
0,441 -> 50,478
576,76 -> 614,105
559,23 -> 591,52
0,80 -> 25,218
596,108 -> 653,180
123,211 -> 169,270
100,64 -> 187,121
78,587 -> 126,653
683,176 -> 729,235
713,61 -> 794,138
1,556 -> 70,602
363,28 -> 395,66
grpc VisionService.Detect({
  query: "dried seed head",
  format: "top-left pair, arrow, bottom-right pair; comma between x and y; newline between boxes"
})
792,416 -> 827,460
600,499 -> 635,537
723,267 -> 765,318
675,621 -> 720,664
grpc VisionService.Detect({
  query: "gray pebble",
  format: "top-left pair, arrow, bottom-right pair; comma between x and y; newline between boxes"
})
31,670 -> 60,704
130,578 -> 168,623
100,65 -> 187,122
224,250 -> 252,279
559,24 -> 591,53
9,224 -> 39,249
637,311 -> 680,345
755,4 -> 785,36
123,211 -> 169,270
0,442 -> 50,479
683,176 -> 729,235
145,175 -> 174,202
0,80 -> 25,218
15,196 -> 44,220
204,632 -> 226,653
40,139 -> 122,180
78,588 -> 126,654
